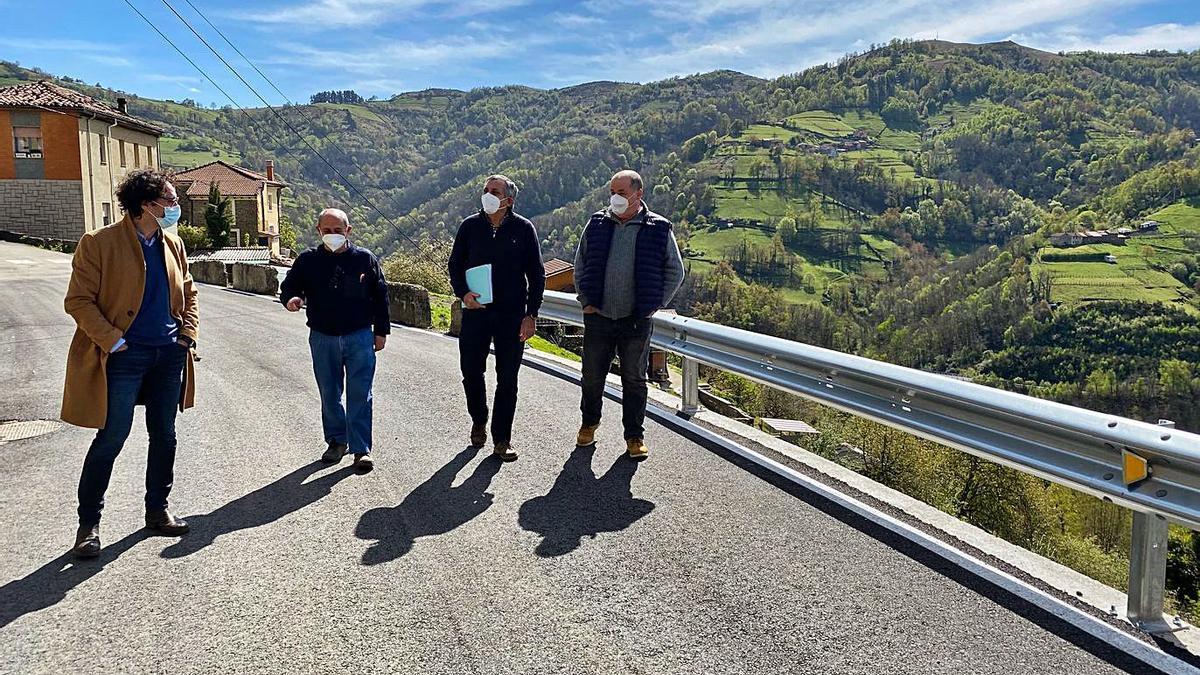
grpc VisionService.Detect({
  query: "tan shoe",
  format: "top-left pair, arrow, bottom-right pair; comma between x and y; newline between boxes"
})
494,441 -> 518,462
626,438 -> 648,460
576,424 -> 600,447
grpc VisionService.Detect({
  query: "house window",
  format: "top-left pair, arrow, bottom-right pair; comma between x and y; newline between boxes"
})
98,136 -> 108,165
267,193 -> 273,211
134,144 -> 141,167
119,141 -> 127,167
13,127 -> 42,158
102,202 -> 112,226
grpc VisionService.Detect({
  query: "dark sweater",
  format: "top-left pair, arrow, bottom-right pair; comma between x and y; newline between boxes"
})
280,243 -> 391,336
124,230 -> 179,346
447,210 -> 545,317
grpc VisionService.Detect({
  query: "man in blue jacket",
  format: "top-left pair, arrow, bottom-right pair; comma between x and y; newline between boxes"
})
281,208 -> 390,473
574,170 -> 685,460
448,175 -> 545,461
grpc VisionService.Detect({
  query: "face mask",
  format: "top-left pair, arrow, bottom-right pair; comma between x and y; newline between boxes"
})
609,193 -> 630,215
153,204 -> 181,228
322,233 -> 347,251
481,192 -> 503,215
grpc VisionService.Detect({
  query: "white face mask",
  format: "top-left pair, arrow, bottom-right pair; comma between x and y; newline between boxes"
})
609,193 -> 630,215
322,233 -> 347,251
481,192 -> 503,215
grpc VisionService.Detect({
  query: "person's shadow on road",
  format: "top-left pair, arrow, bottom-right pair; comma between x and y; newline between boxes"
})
0,529 -> 151,630
160,461 -> 355,559
518,444 -> 655,557
356,446 -> 502,564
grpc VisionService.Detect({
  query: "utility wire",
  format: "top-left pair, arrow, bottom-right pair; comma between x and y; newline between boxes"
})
156,0 -> 424,251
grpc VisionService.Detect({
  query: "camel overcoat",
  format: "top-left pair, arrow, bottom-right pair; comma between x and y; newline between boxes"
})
61,215 -> 199,428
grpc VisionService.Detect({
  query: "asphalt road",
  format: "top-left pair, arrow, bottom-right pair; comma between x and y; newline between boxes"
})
0,241 -> 1156,674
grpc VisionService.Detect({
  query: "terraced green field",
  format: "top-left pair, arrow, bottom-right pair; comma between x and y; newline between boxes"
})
159,136 -> 243,168
1034,235 -> 1197,313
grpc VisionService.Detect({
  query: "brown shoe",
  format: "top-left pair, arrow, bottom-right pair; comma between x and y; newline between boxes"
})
626,438 -> 649,461
146,511 -> 190,536
470,424 -> 487,449
354,453 -> 375,473
72,524 -> 101,559
494,441 -> 518,462
576,424 -> 600,447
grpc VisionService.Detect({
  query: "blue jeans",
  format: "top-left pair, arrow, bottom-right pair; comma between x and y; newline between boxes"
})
77,342 -> 188,527
309,328 -> 376,455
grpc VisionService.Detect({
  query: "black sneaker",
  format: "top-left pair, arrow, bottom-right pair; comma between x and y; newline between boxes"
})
322,442 -> 348,463
353,453 -> 374,473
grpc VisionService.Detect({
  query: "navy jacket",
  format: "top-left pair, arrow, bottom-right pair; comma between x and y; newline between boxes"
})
447,210 -> 545,317
280,243 -> 391,336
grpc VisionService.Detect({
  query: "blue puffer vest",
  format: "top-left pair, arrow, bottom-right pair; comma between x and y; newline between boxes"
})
576,207 -> 673,318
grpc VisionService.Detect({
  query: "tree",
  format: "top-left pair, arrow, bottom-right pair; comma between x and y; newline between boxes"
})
1160,359 -> 1194,397
279,213 -> 299,253
177,224 -> 210,252
204,182 -> 233,248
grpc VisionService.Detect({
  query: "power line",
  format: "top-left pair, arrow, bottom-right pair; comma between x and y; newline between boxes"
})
175,0 -> 430,254
156,0 -> 424,251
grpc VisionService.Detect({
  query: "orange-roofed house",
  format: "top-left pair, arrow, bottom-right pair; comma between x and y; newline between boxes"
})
0,80 -> 163,239
173,159 -> 288,255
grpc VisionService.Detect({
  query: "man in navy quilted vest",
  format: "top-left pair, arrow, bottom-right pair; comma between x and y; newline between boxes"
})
573,170 -> 685,460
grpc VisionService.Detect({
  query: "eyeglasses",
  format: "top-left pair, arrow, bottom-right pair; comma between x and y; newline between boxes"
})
154,197 -> 180,207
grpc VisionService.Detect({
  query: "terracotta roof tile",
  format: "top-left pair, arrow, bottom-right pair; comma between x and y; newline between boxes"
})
543,258 -> 573,276
0,80 -> 162,134
174,160 -> 288,198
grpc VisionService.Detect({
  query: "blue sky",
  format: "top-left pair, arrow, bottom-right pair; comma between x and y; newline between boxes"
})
2,0 -> 1199,105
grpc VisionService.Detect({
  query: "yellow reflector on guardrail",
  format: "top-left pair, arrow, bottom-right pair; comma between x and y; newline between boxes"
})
1123,448 -> 1150,487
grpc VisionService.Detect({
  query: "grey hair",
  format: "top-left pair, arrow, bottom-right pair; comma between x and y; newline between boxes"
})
318,207 -> 349,227
485,174 -> 519,200
611,169 -> 643,191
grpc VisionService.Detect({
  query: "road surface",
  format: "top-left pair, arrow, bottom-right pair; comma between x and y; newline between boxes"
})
0,241 -> 1156,673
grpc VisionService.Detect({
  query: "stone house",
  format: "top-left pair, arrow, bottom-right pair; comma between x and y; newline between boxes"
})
173,160 -> 288,255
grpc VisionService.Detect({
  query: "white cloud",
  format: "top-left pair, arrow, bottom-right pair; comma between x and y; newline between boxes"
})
234,0 -> 530,29
1011,23 -> 1200,54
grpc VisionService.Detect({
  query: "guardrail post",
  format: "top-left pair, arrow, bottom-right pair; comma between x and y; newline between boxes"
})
681,356 -> 700,416
1127,511 -> 1169,631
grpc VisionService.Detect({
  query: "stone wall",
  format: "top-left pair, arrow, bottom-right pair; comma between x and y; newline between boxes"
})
231,263 -> 278,295
0,180 -> 86,241
387,282 -> 431,329
449,299 -> 463,336
191,259 -> 229,286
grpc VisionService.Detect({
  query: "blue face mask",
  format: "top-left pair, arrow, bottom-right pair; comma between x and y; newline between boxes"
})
154,204 -> 181,228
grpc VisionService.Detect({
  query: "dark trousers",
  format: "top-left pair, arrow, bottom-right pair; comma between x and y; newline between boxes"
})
459,307 -> 525,444
580,314 -> 652,440
78,342 -> 187,527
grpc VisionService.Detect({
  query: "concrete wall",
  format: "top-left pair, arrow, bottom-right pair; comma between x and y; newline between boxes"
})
387,282 -> 432,328
191,259 -> 229,286
231,263 -> 279,295
76,119 -> 159,232
0,180 -> 86,240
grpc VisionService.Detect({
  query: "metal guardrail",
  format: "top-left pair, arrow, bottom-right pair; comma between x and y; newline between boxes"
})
538,290 -> 1200,632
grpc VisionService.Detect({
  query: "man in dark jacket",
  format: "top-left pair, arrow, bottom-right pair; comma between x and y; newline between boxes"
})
281,208 -> 389,473
448,175 -> 545,461
574,170 -> 685,460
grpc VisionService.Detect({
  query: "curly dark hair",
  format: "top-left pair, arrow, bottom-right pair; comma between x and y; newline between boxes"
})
115,168 -> 175,218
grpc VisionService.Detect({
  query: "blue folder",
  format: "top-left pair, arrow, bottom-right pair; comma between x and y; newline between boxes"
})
465,264 -> 493,305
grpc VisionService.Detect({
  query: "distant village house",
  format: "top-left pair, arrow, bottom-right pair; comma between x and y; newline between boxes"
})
173,160 -> 288,255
